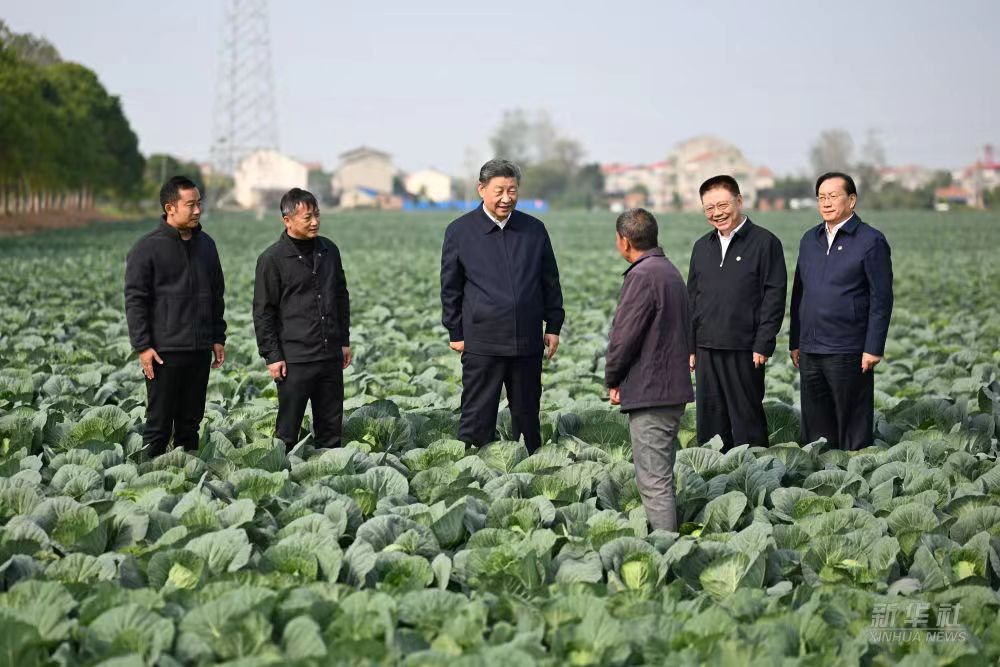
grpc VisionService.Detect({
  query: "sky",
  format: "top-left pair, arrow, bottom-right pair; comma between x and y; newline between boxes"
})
4,0 -> 999,178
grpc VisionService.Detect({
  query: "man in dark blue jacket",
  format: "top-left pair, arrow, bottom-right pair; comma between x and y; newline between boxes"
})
124,176 -> 226,458
789,172 -> 893,450
440,159 -> 564,452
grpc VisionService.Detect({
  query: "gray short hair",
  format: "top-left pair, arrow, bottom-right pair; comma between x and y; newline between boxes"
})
616,208 -> 659,251
479,158 -> 521,185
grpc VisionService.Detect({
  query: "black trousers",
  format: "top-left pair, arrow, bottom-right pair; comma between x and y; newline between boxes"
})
799,351 -> 874,451
695,348 -> 768,450
458,353 -> 543,452
275,359 -> 344,449
143,351 -> 212,457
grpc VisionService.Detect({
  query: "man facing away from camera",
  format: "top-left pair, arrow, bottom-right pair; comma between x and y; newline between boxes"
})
124,176 -> 226,458
253,188 -> 352,452
605,208 -> 694,532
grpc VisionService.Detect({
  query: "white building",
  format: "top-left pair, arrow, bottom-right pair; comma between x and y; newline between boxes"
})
333,147 -> 395,208
404,168 -> 452,203
234,150 -> 309,209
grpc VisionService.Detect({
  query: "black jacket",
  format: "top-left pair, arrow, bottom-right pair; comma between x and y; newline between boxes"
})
605,248 -> 694,411
253,232 -> 350,364
440,206 -> 564,356
790,214 -> 893,355
687,218 -> 787,357
124,218 -> 226,353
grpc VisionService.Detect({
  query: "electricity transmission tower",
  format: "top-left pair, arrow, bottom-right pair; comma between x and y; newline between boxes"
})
209,0 -> 279,177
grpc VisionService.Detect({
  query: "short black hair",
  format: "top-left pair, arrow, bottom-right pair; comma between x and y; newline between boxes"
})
615,208 -> 659,251
159,176 -> 199,212
479,158 -> 521,185
280,188 -> 320,218
815,172 -> 858,197
699,174 -> 741,199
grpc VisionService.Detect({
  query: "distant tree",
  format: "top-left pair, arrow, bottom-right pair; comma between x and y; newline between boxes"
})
809,129 -> 854,176
145,155 -> 204,203
0,25 -> 143,214
855,128 -> 886,193
488,108 -> 596,207
0,19 -> 61,67
307,168 -> 334,205
771,176 -> 813,199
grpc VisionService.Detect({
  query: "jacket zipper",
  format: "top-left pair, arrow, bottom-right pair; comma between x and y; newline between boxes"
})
500,228 -> 519,352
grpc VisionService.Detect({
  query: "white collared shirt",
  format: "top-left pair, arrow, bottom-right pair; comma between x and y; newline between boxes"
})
718,216 -> 748,263
483,203 -> 511,230
825,213 -> 854,253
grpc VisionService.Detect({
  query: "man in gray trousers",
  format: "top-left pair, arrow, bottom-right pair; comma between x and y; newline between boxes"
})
605,208 -> 694,532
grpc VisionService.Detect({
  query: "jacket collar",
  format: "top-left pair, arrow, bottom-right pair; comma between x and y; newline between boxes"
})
280,230 -> 330,257
707,217 -> 754,244
475,204 -> 520,234
814,213 -> 861,240
623,247 -> 665,276
158,215 -> 202,239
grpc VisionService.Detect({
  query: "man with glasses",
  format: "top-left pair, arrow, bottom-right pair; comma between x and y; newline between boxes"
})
789,172 -> 893,450
687,175 -> 786,450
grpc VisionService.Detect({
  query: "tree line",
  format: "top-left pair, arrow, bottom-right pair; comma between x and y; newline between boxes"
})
0,21 -> 144,215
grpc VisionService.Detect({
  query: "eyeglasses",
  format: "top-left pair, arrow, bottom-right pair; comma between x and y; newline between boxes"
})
816,193 -> 847,204
703,200 -> 734,215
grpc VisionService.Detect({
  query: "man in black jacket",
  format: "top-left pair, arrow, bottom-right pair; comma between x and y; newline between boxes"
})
124,176 -> 226,458
605,208 -> 693,532
440,159 -> 564,453
688,175 -> 786,450
253,188 -> 351,451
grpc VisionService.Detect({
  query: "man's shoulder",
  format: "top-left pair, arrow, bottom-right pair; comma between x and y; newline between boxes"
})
745,220 -> 780,244
693,230 -> 716,249
257,237 -> 285,262
855,218 -> 889,244
128,225 -> 167,255
512,209 -> 546,231
318,236 -> 340,252
445,208 -> 482,235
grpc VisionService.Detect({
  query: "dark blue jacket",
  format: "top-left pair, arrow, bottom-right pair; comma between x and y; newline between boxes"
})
440,206 -> 564,357
789,215 -> 893,355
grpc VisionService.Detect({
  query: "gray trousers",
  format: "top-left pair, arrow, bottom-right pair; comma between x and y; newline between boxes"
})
628,404 -> 685,532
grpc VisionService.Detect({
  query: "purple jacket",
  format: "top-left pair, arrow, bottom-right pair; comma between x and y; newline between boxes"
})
605,248 -> 694,411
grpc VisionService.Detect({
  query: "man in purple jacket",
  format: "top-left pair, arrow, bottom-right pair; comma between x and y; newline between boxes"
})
605,208 -> 694,532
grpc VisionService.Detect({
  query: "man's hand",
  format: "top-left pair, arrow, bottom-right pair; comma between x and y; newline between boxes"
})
608,387 -> 621,405
268,360 -> 287,381
753,352 -> 768,368
342,346 -> 353,369
449,341 -> 464,353
544,334 -> 560,359
212,343 -> 225,369
689,353 -> 696,373
790,349 -> 800,369
861,353 -> 882,373
139,347 -> 163,380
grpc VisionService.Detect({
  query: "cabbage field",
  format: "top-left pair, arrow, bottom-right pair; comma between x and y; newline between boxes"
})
0,209 -> 998,666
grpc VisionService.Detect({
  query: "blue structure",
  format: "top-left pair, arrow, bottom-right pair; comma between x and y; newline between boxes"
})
402,198 -> 549,213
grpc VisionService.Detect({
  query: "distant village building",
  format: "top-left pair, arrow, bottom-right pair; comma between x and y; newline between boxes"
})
404,168 -> 452,203
879,165 -> 936,191
602,136 -> 773,212
333,146 -> 396,208
234,150 -> 309,209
